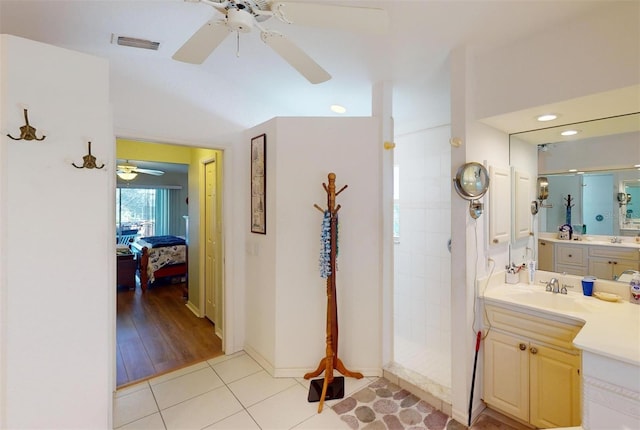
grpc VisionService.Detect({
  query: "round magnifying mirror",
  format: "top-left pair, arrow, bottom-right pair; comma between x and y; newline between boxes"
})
454,162 -> 490,199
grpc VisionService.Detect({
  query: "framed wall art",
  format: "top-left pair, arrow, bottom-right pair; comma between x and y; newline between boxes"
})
251,133 -> 266,234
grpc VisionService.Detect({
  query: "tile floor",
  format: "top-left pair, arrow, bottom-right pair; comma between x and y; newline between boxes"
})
114,351 -> 373,429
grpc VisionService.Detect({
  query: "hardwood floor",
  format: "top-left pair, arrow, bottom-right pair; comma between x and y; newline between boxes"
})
116,280 -> 223,387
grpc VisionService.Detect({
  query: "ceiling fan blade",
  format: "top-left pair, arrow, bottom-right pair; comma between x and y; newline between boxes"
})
133,168 -> 165,176
173,19 -> 231,64
261,31 -> 330,84
274,2 -> 388,34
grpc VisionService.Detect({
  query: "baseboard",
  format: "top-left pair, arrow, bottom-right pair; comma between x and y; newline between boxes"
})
244,344 -> 276,376
452,401 -> 486,427
243,345 -> 382,379
185,301 -> 201,317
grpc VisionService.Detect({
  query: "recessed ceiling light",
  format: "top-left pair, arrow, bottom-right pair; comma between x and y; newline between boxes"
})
330,104 -> 346,114
561,130 -> 579,136
537,114 -> 558,122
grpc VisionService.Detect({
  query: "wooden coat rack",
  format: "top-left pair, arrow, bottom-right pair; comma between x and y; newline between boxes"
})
305,172 -> 362,413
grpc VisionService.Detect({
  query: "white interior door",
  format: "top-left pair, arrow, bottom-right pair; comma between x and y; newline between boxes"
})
204,160 -> 217,324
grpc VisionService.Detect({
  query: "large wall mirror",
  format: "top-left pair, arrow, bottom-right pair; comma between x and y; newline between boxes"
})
511,112 -> 640,234
509,112 -> 640,263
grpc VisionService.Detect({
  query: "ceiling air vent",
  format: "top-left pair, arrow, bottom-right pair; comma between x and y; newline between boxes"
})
113,34 -> 160,51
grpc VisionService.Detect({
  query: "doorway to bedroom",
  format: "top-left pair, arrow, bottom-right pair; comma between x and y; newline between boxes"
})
115,138 -> 225,387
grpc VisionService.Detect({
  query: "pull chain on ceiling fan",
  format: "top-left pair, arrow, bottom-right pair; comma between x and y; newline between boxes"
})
172,0 -> 388,84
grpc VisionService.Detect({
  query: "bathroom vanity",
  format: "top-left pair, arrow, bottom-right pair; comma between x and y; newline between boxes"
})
481,274 -> 640,429
537,235 -> 640,279
483,303 -> 582,427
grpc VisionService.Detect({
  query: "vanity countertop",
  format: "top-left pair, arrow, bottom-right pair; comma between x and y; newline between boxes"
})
538,234 -> 640,249
482,281 -> 640,366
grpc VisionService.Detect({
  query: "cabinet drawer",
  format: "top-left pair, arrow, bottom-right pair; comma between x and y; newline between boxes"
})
555,263 -> 587,276
556,245 -> 587,266
485,304 -> 583,351
589,246 -> 640,261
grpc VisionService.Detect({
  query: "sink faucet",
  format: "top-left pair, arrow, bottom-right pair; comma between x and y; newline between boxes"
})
611,236 -> 622,243
546,278 -> 560,293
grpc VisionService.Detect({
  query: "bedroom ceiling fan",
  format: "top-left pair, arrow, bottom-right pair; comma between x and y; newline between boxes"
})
172,0 -> 388,84
116,161 -> 165,180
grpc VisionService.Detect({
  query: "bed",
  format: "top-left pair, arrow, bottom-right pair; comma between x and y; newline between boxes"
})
130,235 -> 187,292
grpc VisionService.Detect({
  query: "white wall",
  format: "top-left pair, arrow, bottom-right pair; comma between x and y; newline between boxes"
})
244,117 -> 383,376
473,1 -> 640,119
0,35 -> 114,428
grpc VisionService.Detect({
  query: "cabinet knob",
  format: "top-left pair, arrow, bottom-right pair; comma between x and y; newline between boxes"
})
530,347 -> 538,354
568,254 -> 572,258
519,343 -> 527,351
614,261 -> 618,265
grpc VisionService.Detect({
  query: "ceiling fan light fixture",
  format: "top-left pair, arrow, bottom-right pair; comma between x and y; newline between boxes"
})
227,8 -> 254,32
117,171 -> 138,181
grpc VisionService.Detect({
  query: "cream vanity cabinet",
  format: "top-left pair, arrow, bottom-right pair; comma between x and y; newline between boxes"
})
554,243 -> 588,276
483,304 -> 582,428
587,246 -> 640,280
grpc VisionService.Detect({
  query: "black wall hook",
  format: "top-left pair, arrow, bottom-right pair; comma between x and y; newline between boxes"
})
7,108 -> 46,141
72,141 -> 104,169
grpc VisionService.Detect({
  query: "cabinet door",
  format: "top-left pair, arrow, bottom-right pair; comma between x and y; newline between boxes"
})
490,166 -> 511,245
529,343 -> 581,428
538,240 -> 554,271
483,331 -> 529,422
513,169 -> 531,241
612,259 -> 640,280
588,258 -> 614,280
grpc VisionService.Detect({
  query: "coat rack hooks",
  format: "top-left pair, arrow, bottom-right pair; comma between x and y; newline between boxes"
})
7,108 -> 46,141
72,141 -> 104,169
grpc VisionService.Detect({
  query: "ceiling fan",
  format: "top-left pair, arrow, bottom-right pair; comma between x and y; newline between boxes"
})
172,0 -> 388,84
116,161 -> 165,180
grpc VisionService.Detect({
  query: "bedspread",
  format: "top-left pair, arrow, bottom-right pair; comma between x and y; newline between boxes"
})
145,245 -> 186,282
133,237 -> 187,283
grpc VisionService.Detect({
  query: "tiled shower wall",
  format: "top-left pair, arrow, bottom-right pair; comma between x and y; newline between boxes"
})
393,125 -> 452,392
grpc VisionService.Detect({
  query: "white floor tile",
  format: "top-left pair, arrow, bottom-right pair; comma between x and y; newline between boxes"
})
228,370 -> 298,408
113,386 -> 159,428
116,412 -> 166,430
161,386 -> 243,430
207,351 -> 246,367
152,367 -> 224,410
204,410 -> 260,429
115,381 -> 151,398
247,384 -> 319,430
149,361 -> 210,386
293,408 -> 351,429
211,353 -> 262,384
